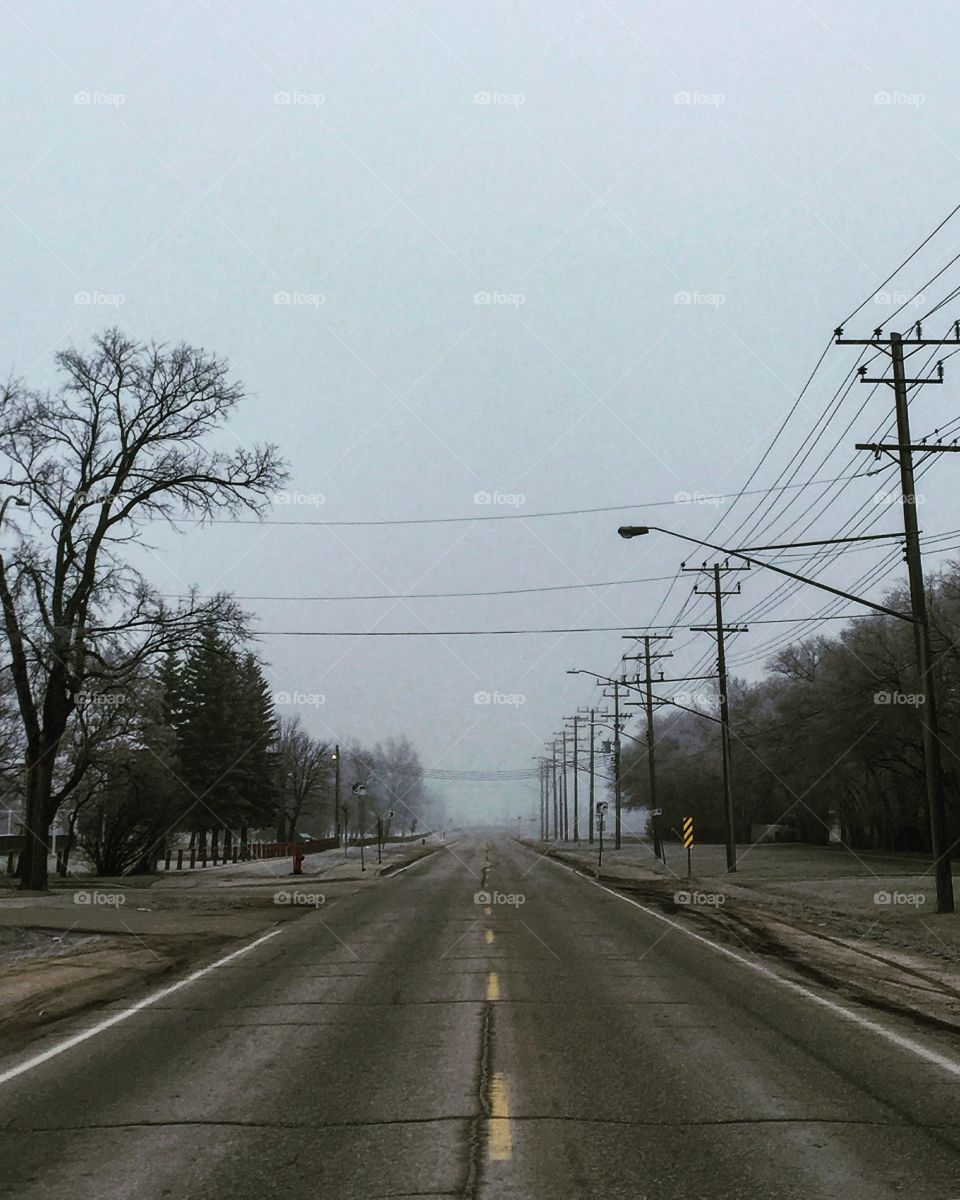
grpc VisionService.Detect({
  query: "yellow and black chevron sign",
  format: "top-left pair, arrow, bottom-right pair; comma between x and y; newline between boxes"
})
682,816 -> 694,849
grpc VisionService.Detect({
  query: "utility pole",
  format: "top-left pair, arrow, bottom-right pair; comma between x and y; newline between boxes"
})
539,761 -> 546,840
559,728 -> 569,841
686,563 -> 749,872
577,705 -> 610,845
538,757 -> 549,841
838,323 -> 960,913
547,744 -> 554,840
333,744 -> 341,845
611,681 -> 622,849
589,709 -> 595,844
642,638 -> 667,856
622,635 -> 673,862
571,714 -> 580,842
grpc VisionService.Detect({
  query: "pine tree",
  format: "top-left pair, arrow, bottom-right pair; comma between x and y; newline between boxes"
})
176,624 -> 243,849
233,653 -> 279,834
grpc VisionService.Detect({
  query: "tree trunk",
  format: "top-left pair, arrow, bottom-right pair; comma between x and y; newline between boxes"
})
18,747 -> 57,890
58,804 -> 82,877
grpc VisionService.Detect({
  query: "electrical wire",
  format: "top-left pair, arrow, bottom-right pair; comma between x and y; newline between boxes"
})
838,199 -> 960,328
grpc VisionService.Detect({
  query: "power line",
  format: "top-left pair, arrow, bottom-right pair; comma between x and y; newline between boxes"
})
256,615 -> 888,637
163,574 -> 680,603
838,198 -> 960,327
145,472 -> 874,529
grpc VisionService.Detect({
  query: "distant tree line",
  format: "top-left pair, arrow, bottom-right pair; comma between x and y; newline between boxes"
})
619,569 -> 960,854
24,622 -> 438,876
0,330 -> 438,885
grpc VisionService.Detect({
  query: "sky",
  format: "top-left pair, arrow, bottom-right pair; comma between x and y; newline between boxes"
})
3,0 -> 960,826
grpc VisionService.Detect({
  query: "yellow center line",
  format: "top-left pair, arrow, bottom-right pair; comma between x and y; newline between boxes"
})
488,1072 -> 513,1161
486,971 -> 500,1001
484,928 -> 494,945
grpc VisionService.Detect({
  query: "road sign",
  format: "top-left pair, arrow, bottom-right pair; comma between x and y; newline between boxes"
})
682,816 -> 694,849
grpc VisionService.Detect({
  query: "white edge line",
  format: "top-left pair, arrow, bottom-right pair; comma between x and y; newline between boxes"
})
0,927 -> 284,1087
544,854 -> 960,1080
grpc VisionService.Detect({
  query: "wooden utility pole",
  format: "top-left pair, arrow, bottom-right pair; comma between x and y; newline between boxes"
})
622,636 -> 673,859
333,744 -> 342,845
571,714 -> 580,842
686,563 -> 749,872
838,323 -> 960,912
589,709 -> 595,843
551,741 -> 559,840
560,727 -> 569,840
613,681 -> 622,848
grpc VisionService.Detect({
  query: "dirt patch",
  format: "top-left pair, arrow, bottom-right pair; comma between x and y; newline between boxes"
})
0,885 -> 316,1055
0,839 -> 444,1055
0,934 -> 222,1055
543,843 -> 960,1035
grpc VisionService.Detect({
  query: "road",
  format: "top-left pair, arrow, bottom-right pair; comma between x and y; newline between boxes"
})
1,834 -> 959,1198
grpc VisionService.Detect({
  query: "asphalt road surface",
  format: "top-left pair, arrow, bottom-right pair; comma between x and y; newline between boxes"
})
2,834 -> 960,1198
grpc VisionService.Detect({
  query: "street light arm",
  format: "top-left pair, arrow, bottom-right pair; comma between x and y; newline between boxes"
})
567,668 -> 613,684
570,668 -> 646,695
618,525 -> 912,622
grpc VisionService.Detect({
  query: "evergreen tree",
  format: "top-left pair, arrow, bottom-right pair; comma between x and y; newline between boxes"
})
176,624 -> 243,845
233,652 -> 279,834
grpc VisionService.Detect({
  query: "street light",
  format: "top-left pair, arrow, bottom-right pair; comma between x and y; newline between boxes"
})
617,526 -> 910,621
619,522 -> 955,913
0,496 -> 27,522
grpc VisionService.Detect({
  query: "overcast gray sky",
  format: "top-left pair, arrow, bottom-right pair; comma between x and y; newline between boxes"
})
3,1 -> 959,824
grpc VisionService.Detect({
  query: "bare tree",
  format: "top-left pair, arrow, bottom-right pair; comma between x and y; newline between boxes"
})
0,330 -> 286,888
275,715 -> 331,840
372,736 -> 425,833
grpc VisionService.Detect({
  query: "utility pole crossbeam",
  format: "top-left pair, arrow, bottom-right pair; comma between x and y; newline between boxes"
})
837,327 -> 956,913
856,443 -> 960,453
684,563 -> 749,873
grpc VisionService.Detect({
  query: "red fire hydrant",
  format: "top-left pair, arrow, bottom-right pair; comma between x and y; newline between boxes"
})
291,842 -> 305,875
